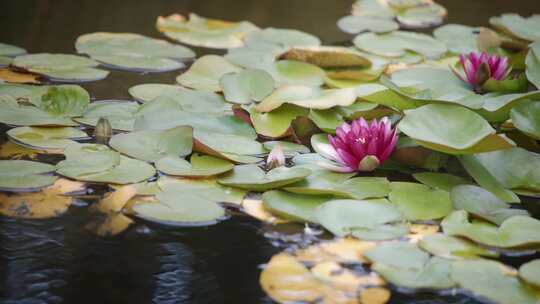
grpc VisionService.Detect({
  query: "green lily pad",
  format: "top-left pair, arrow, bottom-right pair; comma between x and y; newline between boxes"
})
225,44 -> 286,70
337,15 -> 398,34
476,91 -> 540,123
75,32 -> 195,72
433,24 -> 482,54
220,69 -> 275,104
419,233 -> 498,260
0,83 -> 49,106
7,126 -> 87,152
285,170 -> 390,200
270,60 -> 326,87
0,56 -> 12,67
133,189 -> 225,227
176,55 -> 242,92
412,172 -> 469,191
217,164 -> 311,191
526,41 -> 540,89
39,85 -> 90,117
389,182 -> 453,220
256,85 -> 357,112
395,2 -> 446,29
158,175 -> 246,205
193,130 -> 264,161
0,160 -> 56,192
248,104 -> 308,138
109,126 -> 193,162
519,259 -> 540,287
12,53 -> 109,82
0,42 -> 26,56
244,27 -> 320,48
314,199 -> 407,240
156,154 -> 233,177
470,147 -> 540,193
399,103 -> 513,154
489,14 -> 540,42
261,190 -> 332,223
442,210 -> 540,248
450,185 -> 529,225
75,100 -> 139,131
308,103 -> 380,132
56,143 -> 155,184
0,95 -> 77,127
156,13 -> 259,49
511,101 -> 540,140
263,141 -> 310,156
458,154 -> 520,203
353,31 -> 447,59
352,0 -> 395,19
452,260 -> 539,304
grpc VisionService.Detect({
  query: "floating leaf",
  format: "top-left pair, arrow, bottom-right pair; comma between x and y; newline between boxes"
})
248,104 -> 308,138
452,260 -> 539,304
458,154 -> 520,203
220,68 -> 275,104
157,154 -> 233,177
0,95 -> 77,127
159,175 -> 246,205
156,13 -> 259,49
56,144 -> 155,184
519,259 -> 540,287
39,85 -> 90,117
7,126 -> 87,152
511,100 -> 540,140
389,182 -> 453,220
109,126 -> 193,162
365,242 -> 456,289
489,14 -> 540,42
244,27 -> 320,48
95,185 -> 137,213
75,32 -> 194,72
412,172 -> 468,191
12,53 -> 109,82
337,15 -> 398,34
442,210 -> 540,248
241,198 -> 289,224
0,160 -> 56,192
418,233 -> 498,260
263,141 -> 310,156
270,60 -> 326,87
395,1 -> 446,29
75,100 -> 139,131
0,141 -> 43,160
526,41 -> 540,89
217,164 -> 311,191
0,68 -> 40,84
279,46 -> 371,68
0,178 -> 84,219
353,31 -> 447,59
86,213 -> 134,237
399,103 -> 513,154
0,83 -> 49,106
314,199 -> 407,240
285,169 -> 390,200
0,42 -> 26,57
256,85 -> 357,112
450,185 -> 529,225
433,24 -> 482,54
133,189 -> 226,226
262,190 -> 332,222
176,55 -> 242,92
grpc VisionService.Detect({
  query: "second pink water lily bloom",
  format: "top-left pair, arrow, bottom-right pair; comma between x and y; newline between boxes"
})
454,51 -> 510,92
322,117 -> 398,172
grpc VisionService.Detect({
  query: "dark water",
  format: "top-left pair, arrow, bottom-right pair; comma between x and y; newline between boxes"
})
0,0 -> 539,303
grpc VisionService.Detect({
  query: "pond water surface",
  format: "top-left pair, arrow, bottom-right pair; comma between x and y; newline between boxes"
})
0,1 -> 539,303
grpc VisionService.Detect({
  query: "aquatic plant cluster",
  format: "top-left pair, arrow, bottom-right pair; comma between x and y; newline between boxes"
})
1,0 -> 540,303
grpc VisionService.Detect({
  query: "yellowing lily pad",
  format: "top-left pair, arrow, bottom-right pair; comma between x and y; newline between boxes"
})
0,178 -> 85,219
217,164 -> 311,191
279,46 -> 372,69
156,154 -> 233,177
0,160 -> 56,192
12,53 -> 109,82
176,55 -> 242,92
389,182 -> 453,220
256,85 -> 357,112
7,126 -> 87,152
75,32 -> 195,72
156,13 -> 259,49
109,126 -> 193,162
353,31 -> 447,59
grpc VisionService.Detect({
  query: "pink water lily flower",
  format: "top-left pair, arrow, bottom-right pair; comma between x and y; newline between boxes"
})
320,117 -> 398,173
454,51 -> 510,92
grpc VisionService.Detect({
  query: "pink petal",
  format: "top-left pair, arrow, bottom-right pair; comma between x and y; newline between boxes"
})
337,148 -> 359,170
